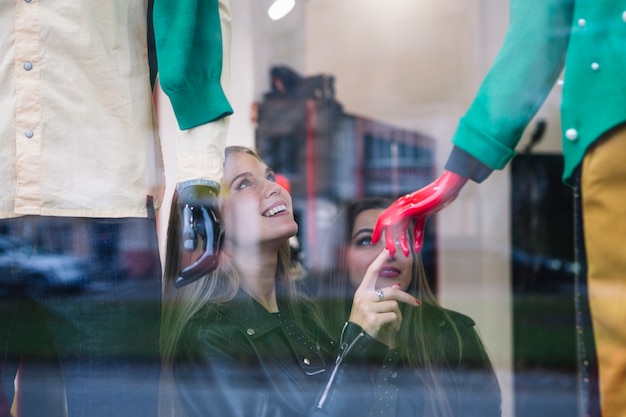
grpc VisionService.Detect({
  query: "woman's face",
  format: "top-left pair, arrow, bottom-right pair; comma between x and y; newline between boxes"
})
221,151 -> 298,250
346,208 -> 413,292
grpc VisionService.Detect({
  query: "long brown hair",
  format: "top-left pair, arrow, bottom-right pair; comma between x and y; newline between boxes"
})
317,196 -> 464,417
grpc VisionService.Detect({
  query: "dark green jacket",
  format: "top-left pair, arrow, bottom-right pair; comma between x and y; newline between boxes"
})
450,0 -> 626,185
368,306 -> 501,417
174,290 -> 390,417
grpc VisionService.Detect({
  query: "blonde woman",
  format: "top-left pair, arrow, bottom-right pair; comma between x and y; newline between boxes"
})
160,147 -> 419,417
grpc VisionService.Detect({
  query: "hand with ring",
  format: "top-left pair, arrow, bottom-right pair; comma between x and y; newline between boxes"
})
348,249 -> 421,348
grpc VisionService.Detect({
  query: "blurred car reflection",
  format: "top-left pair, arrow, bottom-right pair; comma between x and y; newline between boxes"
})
0,235 -> 88,295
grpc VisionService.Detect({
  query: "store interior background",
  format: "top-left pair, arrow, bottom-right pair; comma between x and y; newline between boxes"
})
156,1 -> 577,416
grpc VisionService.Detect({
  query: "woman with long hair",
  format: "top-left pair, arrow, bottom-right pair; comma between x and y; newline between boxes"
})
160,147 -> 419,417
317,197 -> 501,417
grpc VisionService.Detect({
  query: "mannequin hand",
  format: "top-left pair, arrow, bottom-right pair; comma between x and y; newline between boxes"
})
348,250 -> 420,348
372,170 -> 468,257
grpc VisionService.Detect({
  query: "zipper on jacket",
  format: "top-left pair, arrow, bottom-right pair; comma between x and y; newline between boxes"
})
316,322 -> 365,409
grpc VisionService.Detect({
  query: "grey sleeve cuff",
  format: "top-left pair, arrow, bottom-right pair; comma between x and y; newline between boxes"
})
444,146 -> 493,183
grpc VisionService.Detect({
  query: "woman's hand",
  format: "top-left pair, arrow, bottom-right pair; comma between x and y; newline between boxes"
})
348,250 -> 420,348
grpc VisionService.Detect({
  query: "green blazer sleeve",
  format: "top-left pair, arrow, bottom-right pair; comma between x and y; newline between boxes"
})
452,0 -> 574,170
153,0 -> 233,130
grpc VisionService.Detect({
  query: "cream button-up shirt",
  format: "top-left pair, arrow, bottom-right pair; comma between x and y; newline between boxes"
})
3,0 -> 230,219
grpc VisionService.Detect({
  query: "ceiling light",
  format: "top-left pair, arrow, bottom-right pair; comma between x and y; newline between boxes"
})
268,0 -> 295,20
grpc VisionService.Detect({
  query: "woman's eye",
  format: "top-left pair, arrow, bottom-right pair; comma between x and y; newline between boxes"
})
235,179 -> 251,190
267,172 -> 276,182
355,236 -> 374,247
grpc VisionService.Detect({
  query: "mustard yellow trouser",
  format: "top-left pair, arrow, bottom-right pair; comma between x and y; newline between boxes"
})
582,125 -> 626,417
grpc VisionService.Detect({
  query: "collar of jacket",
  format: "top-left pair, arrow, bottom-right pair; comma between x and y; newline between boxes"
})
219,289 -> 283,339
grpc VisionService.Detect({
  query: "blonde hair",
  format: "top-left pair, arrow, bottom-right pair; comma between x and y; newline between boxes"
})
159,146 -> 301,417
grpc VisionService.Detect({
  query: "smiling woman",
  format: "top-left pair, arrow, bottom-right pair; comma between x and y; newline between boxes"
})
159,146 -> 421,417
220,146 -> 298,257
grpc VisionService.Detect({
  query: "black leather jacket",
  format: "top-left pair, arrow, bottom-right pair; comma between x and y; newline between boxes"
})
173,290 -> 388,417
369,307 -> 502,417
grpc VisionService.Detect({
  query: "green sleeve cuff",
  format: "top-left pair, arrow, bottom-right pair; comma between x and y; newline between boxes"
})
452,117 -> 518,171
165,80 -> 233,130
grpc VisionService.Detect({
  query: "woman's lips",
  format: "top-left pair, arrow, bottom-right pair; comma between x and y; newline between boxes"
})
378,266 -> 401,278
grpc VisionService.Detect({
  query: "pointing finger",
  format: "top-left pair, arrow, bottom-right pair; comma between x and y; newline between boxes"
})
357,249 -> 390,292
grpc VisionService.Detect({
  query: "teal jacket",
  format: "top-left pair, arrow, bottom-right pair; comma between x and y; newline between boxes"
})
153,0 -> 233,130
449,0 -> 626,185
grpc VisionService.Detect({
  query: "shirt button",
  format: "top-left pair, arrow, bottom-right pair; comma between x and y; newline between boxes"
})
591,62 -> 599,71
303,358 -> 310,366
565,129 -> 578,141
390,371 -> 397,379
578,18 -> 586,27
24,61 -> 33,71
25,130 -> 34,138
246,328 -> 255,336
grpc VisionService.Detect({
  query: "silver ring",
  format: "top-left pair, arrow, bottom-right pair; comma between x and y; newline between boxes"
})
375,288 -> 384,301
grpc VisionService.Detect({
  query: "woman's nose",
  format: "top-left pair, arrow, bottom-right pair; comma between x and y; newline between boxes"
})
263,180 -> 281,197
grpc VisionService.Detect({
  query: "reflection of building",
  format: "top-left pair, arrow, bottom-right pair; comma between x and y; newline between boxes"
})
256,74 -> 437,284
